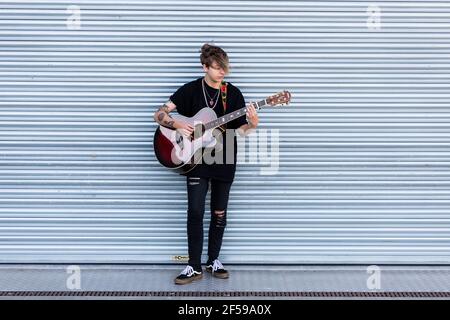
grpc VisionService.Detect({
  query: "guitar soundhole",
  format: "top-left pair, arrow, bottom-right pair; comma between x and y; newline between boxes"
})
192,123 -> 206,140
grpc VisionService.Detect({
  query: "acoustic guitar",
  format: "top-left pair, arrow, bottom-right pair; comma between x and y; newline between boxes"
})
153,90 -> 291,174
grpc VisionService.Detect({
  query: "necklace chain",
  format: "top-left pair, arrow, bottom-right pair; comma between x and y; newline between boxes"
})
203,79 -> 219,101
202,78 -> 220,109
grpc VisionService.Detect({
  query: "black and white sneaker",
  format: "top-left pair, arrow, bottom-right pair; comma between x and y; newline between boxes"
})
174,265 -> 203,285
205,259 -> 229,279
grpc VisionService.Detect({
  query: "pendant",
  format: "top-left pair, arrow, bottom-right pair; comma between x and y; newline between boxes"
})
209,100 -> 214,106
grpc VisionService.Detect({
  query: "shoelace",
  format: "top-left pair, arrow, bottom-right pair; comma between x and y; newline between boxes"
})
210,259 -> 224,272
180,265 -> 195,276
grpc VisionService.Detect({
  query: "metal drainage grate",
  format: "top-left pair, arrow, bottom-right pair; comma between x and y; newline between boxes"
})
0,291 -> 449,298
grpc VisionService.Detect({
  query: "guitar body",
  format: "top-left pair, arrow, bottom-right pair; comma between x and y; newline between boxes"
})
153,107 -> 225,174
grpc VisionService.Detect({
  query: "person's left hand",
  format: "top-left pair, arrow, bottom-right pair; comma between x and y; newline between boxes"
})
246,102 -> 259,128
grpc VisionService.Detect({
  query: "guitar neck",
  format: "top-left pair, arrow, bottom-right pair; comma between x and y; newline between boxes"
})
205,98 -> 268,130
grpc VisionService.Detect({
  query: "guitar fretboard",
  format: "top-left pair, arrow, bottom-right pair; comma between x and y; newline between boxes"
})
205,98 -> 267,130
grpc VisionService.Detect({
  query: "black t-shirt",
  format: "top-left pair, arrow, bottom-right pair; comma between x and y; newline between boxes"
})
169,77 -> 247,182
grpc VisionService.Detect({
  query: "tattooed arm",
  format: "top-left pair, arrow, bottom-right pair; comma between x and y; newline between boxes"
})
153,100 -> 194,136
153,100 -> 178,129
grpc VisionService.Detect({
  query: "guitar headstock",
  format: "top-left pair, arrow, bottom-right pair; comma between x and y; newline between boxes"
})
266,90 -> 292,107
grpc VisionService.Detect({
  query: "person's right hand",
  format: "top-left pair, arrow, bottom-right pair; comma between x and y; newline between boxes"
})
176,121 -> 194,138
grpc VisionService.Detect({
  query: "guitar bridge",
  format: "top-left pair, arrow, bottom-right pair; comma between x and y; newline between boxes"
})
175,132 -> 184,147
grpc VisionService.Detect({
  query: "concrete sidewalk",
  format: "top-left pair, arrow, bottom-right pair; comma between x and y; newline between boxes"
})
0,264 -> 449,299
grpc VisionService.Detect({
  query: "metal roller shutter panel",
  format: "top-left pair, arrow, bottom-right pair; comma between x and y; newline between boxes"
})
1,0 -> 450,264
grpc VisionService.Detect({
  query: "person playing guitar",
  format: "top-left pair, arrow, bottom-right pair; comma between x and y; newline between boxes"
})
153,43 -> 259,285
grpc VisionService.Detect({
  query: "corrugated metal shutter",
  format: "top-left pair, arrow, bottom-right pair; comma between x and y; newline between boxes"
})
1,0 -> 450,264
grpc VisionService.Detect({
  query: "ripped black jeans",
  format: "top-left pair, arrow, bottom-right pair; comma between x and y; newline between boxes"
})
186,176 -> 233,270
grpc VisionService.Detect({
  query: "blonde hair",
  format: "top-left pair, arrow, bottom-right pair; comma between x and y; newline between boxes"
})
200,43 -> 229,73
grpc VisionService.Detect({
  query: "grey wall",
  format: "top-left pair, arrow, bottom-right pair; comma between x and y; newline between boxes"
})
1,0 -> 450,264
